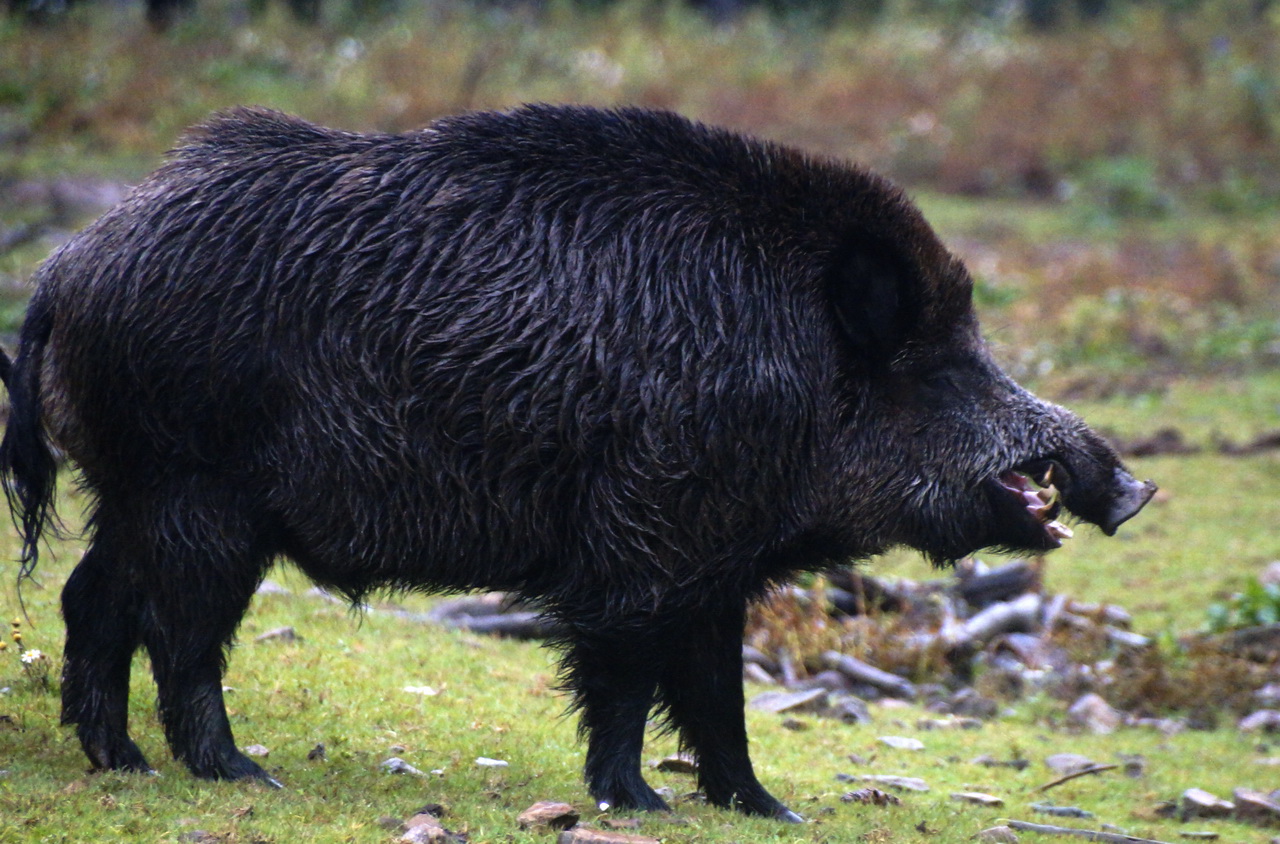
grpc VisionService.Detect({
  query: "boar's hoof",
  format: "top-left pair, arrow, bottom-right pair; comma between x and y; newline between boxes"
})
80,730 -> 155,776
1098,469 -> 1158,536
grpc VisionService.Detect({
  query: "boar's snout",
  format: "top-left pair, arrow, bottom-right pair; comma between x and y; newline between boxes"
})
1048,442 -> 1157,538
1088,467 -> 1157,536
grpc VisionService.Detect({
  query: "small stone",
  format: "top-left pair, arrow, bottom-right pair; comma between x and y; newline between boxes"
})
1117,753 -> 1146,777
780,717 -> 808,731
556,827 -> 660,844
254,625 -> 298,643
951,792 -> 1004,807
1045,753 -> 1096,774
1067,692 -> 1122,734
382,757 -> 426,776
1030,803 -> 1094,819
402,813 -> 448,844
1233,788 -> 1280,827
918,716 -> 982,731
407,813 -> 444,830
747,688 -> 827,714
1240,711 -> 1280,733
1180,788 -> 1235,820
255,579 -> 291,596
307,743 -> 326,761
403,685 -> 440,696
829,694 -> 872,725
948,688 -> 999,720
1256,684 -> 1280,708
652,754 -> 697,774
973,826 -> 1019,843
841,788 -> 902,806
879,735 -> 925,751
972,754 -> 1029,771
837,774 -> 929,792
242,744 -> 270,757
797,670 -> 854,694
475,756 -> 508,767
1127,716 -> 1186,735
517,800 -> 580,831
178,833 -> 219,844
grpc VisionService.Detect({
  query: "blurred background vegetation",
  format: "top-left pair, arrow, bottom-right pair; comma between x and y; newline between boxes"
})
2,0 -> 1279,391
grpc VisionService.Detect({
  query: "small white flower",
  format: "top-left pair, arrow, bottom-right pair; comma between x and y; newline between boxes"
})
20,649 -> 43,664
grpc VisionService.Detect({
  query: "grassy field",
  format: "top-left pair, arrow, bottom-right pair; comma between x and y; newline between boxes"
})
1,2 -> 1279,842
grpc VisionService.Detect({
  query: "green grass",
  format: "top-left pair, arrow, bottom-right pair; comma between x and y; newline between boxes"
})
2,544 -> 1278,844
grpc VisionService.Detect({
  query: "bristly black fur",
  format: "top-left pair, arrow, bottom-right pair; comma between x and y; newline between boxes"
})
0,104 -> 1153,820
0,292 -> 60,578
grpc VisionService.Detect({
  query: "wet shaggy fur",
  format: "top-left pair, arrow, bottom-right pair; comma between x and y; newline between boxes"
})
0,105 -> 1151,819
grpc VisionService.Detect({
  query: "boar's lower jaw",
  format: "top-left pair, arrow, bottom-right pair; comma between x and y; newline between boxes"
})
987,462 -> 1075,552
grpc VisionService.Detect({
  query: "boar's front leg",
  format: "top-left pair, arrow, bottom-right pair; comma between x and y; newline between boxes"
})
563,629 -> 671,813
658,601 -> 802,822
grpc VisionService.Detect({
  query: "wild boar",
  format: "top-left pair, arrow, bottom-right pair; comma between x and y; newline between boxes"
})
0,105 -> 1154,821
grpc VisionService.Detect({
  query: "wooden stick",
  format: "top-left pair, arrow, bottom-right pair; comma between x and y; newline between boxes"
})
1006,820 -> 1174,844
1033,764 -> 1119,793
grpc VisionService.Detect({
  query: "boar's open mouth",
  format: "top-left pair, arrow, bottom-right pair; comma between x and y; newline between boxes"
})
990,459 -> 1075,550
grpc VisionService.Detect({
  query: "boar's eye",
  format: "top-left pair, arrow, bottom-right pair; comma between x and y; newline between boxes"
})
826,233 -> 918,366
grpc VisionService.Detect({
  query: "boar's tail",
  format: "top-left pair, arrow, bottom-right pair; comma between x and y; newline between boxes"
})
0,294 -> 60,577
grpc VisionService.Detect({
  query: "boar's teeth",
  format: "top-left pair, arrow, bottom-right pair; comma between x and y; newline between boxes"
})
1035,484 -> 1059,505
1046,520 -> 1074,540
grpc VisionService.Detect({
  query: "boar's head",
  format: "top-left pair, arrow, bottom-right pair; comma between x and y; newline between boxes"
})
820,195 -> 1156,565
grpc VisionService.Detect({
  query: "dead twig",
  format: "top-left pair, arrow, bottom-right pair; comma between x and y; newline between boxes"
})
1006,819 -> 1174,843
1032,764 -> 1119,793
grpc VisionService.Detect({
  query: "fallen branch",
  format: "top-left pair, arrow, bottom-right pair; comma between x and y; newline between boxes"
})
1006,820 -> 1174,843
1033,764 -> 1119,793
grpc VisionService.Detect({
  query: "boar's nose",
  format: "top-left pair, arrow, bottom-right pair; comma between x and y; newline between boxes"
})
1099,469 -> 1158,536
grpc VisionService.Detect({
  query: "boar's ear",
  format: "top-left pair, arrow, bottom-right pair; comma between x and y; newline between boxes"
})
825,234 -> 917,363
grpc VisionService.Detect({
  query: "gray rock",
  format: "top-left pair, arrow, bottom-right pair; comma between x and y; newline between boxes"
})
747,687 -> 827,714
651,754 -> 696,774
1044,753 -> 1096,775
1030,803 -> 1094,819
951,792 -> 1004,807
828,694 -> 872,725
973,826 -> 1019,843
1232,788 -> 1280,827
382,757 -> 426,776
253,626 -> 299,643
1066,692 -> 1122,734
1239,710 -> 1280,733
556,827 -> 660,844
837,773 -> 929,792
1180,788 -> 1235,820
517,801 -> 580,831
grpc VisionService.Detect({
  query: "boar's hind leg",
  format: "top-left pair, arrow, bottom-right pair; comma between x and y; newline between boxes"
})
658,601 -> 801,822
131,484 -> 277,784
565,633 -> 671,812
61,527 -> 152,773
